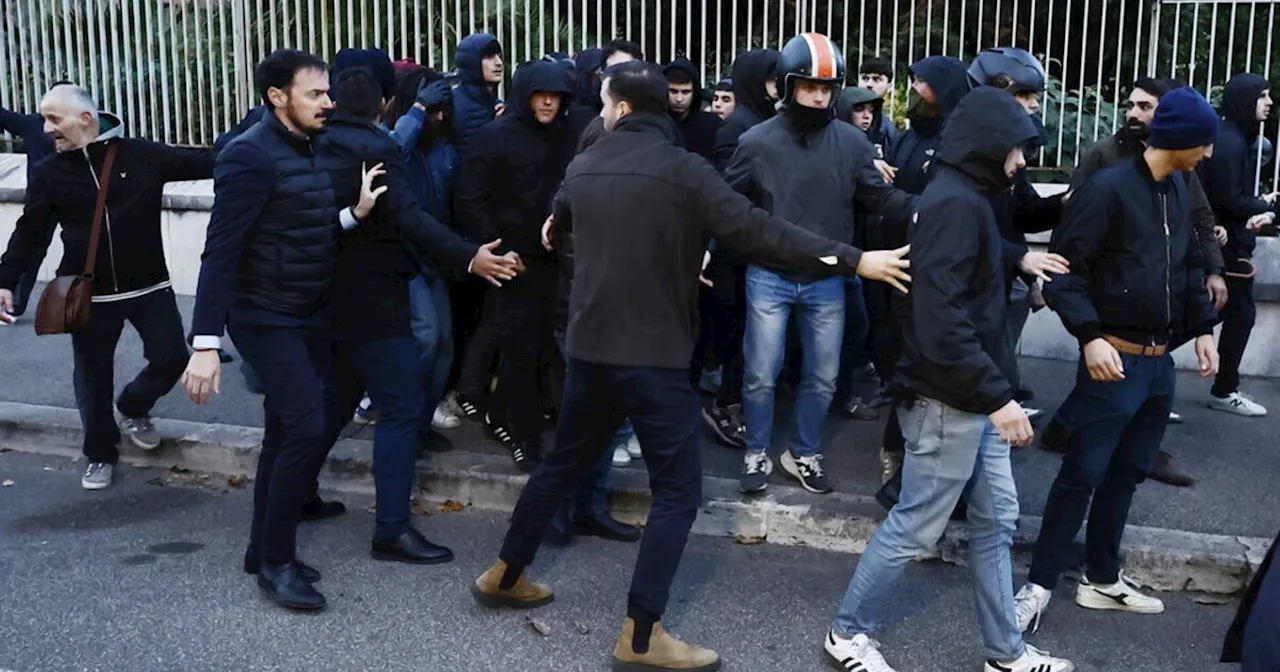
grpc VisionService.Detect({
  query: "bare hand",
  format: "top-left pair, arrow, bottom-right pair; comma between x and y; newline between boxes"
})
1195,333 -> 1219,378
1245,213 -> 1275,232
494,103 -> 506,117
855,245 -> 911,294
1083,338 -> 1125,382
354,162 -> 389,220
1018,251 -> 1070,282
1207,274 -> 1229,312
1213,224 -> 1230,244
989,400 -> 1034,447
541,215 -> 555,251
0,289 -> 14,324
874,159 -> 897,184
471,239 -> 521,287
181,349 -> 222,405
1262,191 -> 1279,206
698,250 -> 714,288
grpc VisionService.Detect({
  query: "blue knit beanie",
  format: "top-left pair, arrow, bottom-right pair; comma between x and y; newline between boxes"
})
1148,87 -> 1219,150
330,48 -> 396,100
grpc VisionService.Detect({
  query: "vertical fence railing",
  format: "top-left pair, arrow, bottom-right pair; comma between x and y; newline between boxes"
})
0,0 -> 1275,184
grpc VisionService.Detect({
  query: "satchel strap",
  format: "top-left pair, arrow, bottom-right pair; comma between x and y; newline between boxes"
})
82,142 -> 119,279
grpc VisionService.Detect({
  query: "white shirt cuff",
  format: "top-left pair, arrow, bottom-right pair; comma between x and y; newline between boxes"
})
339,207 -> 359,231
467,258 -> 475,274
191,335 -> 222,351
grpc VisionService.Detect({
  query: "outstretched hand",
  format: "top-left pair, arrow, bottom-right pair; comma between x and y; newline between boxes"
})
855,245 -> 912,294
471,239 -> 522,287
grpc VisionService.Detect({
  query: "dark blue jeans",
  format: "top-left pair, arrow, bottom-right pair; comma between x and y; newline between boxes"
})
1028,353 -> 1174,590
838,275 -> 874,398
230,323 -> 333,566
555,329 -> 613,516
500,359 -> 703,620
410,272 -> 453,424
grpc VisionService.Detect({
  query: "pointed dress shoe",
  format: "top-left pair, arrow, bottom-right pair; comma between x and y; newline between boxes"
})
258,562 -> 327,611
573,512 -> 642,542
243,549 -> 322,583
371,528 -> 454,565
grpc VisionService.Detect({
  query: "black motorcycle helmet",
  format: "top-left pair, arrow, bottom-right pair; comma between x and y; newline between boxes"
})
777,32 -> 846,103
966,47 -> 1046,94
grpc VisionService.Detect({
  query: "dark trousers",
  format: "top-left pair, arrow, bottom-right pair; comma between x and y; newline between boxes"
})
1028,353 -> 1174,590
708,259 -> 746,407
323,337 -> 425,540
71,288 -> 187,464
12,223 -> 57,316
231,324 -> 332,566
456,283 -> 501,400
837,276 -> 875,399
554,329 -> 613,515
1212,275 -> 1255,397
500,358 -> 703,620
447,277 -> 487,391
496,261 -> 557,447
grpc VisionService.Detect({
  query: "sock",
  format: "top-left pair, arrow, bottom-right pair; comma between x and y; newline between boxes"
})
627,602 -> 659,654
498,562 -> 524,591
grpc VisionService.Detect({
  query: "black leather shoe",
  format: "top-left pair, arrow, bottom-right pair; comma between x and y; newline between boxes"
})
545,502 -> 573,547
419,429 -> 454,454
573,511 -> 642,543
1150,451 -> 1196,488
258,562 -> 326,611
243,551 -> 322,583
371,528 -> 454,565
300,498 -> 347,523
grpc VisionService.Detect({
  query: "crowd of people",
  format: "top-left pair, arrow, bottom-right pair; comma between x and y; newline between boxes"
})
0,25 -> 1277,672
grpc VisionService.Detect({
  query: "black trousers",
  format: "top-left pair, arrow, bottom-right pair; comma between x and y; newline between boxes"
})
71,288 -> 188,464
1212,275 -> 1256,397
495,260 -> 557,447
231,323 -> 332,567
500,358 -> 703,621
708,258 -> 747,407
456,283 -> 502,400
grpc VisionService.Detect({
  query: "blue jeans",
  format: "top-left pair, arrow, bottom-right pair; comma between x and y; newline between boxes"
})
1028,353 -> 1173,590
555,328 -> 615,516
410,272 -> 454,424
833,397 -> 1024,662
742,266 -> 845,456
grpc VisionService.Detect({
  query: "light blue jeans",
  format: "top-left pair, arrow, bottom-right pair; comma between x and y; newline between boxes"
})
742,266 -> 845,456
832,396 -> 1024,661
409,272 -> 454,424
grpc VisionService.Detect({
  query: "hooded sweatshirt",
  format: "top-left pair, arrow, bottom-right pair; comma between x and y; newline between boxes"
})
713,49 -> 780,171
1198,73 -> 1273,261
836,87 -> 886,150
0,112 -> 215,299
893,87 -> 1040,415
574,48 -> 606,112
451,33 -> 502,147
454,61 -> 576,260
662,56 -> 723,161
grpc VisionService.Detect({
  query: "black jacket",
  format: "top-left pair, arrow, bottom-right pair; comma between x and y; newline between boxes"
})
713,49 -> 779,172
0,113 -> 215,298
993,168 -> 1064,286
725,107 -> 915,281
574,48 -> 605,112
214,106 -> 267,152
0,107 -> 56,180
554,113 -> 864,369
894,87 -> 1040,415
321,111 -> 478,341
454,61 -> 577,260
1047,154 -> 1216,349
1198,73 -> 1274,261
451,33 -> 502,148
663,57 -> 723,161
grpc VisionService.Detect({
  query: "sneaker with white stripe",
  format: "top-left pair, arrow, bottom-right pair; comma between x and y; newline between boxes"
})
823,630 -> 897,672
1075,571 -> 1164,614
984,644 -> 1075,672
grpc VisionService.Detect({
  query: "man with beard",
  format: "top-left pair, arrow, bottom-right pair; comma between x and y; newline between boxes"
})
662,56 -> 722,160
730,33 -> 915,495
1013,87 -> 1220,634
1039,77 -> 1229,488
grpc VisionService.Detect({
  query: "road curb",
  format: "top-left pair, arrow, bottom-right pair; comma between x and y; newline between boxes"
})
0,401 -> 1268,595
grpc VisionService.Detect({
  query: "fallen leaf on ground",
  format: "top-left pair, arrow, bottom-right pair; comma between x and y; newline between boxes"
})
410,498 -> 432,517
574,620 -> 590,635
1,479 -> 14,487
226,474 -> 249,488
526,616 -> 551,636
169,466 -> 191,474
733,534 -> 766,545
1192,594 -> 1233,605
437,499 -> 466,513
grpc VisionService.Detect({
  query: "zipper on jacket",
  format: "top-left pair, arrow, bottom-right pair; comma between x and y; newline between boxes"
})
1161,192 -> 1171,341
84,147 -> 120,292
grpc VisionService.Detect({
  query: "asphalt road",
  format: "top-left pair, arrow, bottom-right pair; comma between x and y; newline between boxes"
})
2,292 -> 1279,541
0,452 -> 1241,672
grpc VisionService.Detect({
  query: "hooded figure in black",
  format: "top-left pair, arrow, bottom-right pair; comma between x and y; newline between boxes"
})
662,56 -> 722,160
451,33 -> 504,146
712,49 -> 780,171
455,60 -> 577,469
836,86 -> 887,153
574,48 -> 606,112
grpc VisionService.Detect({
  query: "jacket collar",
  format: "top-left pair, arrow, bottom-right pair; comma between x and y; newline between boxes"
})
263,110 -> 319,153
613,113 -> 680,143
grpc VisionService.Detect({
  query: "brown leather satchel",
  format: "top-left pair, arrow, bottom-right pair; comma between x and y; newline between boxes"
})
34,143 -> 118,336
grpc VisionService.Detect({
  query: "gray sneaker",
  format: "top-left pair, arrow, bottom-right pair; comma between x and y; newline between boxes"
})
120,416 -> 161,450
740,452 -> 773,493
82,462 -> 114,490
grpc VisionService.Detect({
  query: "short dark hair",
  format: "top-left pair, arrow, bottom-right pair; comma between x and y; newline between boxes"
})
714,79 -> 733,92
1133,76 -> 1174,100
255,49 -> 328,106
602,39 -> 645,64
860,57 -> 894,79
666,67 -> 694,86
335,68 -> 383,120
601,61 -> 668,115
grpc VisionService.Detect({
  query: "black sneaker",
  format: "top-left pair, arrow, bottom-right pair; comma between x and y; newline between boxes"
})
703,402 -> 746,448
780,450 -> 832,494
453,393 -> 484,421
740,452 -> 773,493
510,442 -> 539,474
485,413 -> 514,446
840,396 -> 880,421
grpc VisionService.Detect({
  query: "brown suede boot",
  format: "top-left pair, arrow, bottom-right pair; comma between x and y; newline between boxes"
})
471,560 -> 554,609
612,617 -> 721,671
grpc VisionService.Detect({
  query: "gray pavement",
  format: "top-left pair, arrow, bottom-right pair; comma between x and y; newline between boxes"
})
0,451 -> 1239,672
2,291 -> 1280,541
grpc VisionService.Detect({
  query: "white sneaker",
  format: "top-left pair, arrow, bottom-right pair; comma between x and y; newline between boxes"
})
1075,571 -> 1164,614
82,462 -> 113,490
625,434 -> 642,458
1167,411 -> 1183,424
985,644 -> 1075,672
824,630 -> 897,672
612,446 -> 632,467
1013,583 -> 1052,633
431,403 -> 461,429
1207,391 -> 1267,417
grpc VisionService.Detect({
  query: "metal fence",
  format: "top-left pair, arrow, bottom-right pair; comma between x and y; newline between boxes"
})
0,0 -> 1276,182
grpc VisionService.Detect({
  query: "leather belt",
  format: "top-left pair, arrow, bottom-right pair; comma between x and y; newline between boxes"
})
1103,334 -> 1166,357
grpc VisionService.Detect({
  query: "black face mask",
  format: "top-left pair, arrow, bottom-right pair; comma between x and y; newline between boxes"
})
785,101 -> 834,135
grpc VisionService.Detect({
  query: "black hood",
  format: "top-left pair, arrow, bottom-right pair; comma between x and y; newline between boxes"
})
507,61 -> 574,127
731,49 -> 781,121
1221,73 -> 1269,138
576,48 -> 606,110
909,56 -> 970,118
836,86 -> 883,127
663,56 -> 702,92
936,86 -> 1039,193
455,33 -> 501,88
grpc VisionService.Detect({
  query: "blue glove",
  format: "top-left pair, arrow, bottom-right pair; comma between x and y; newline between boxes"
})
417,80 -> 451,109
